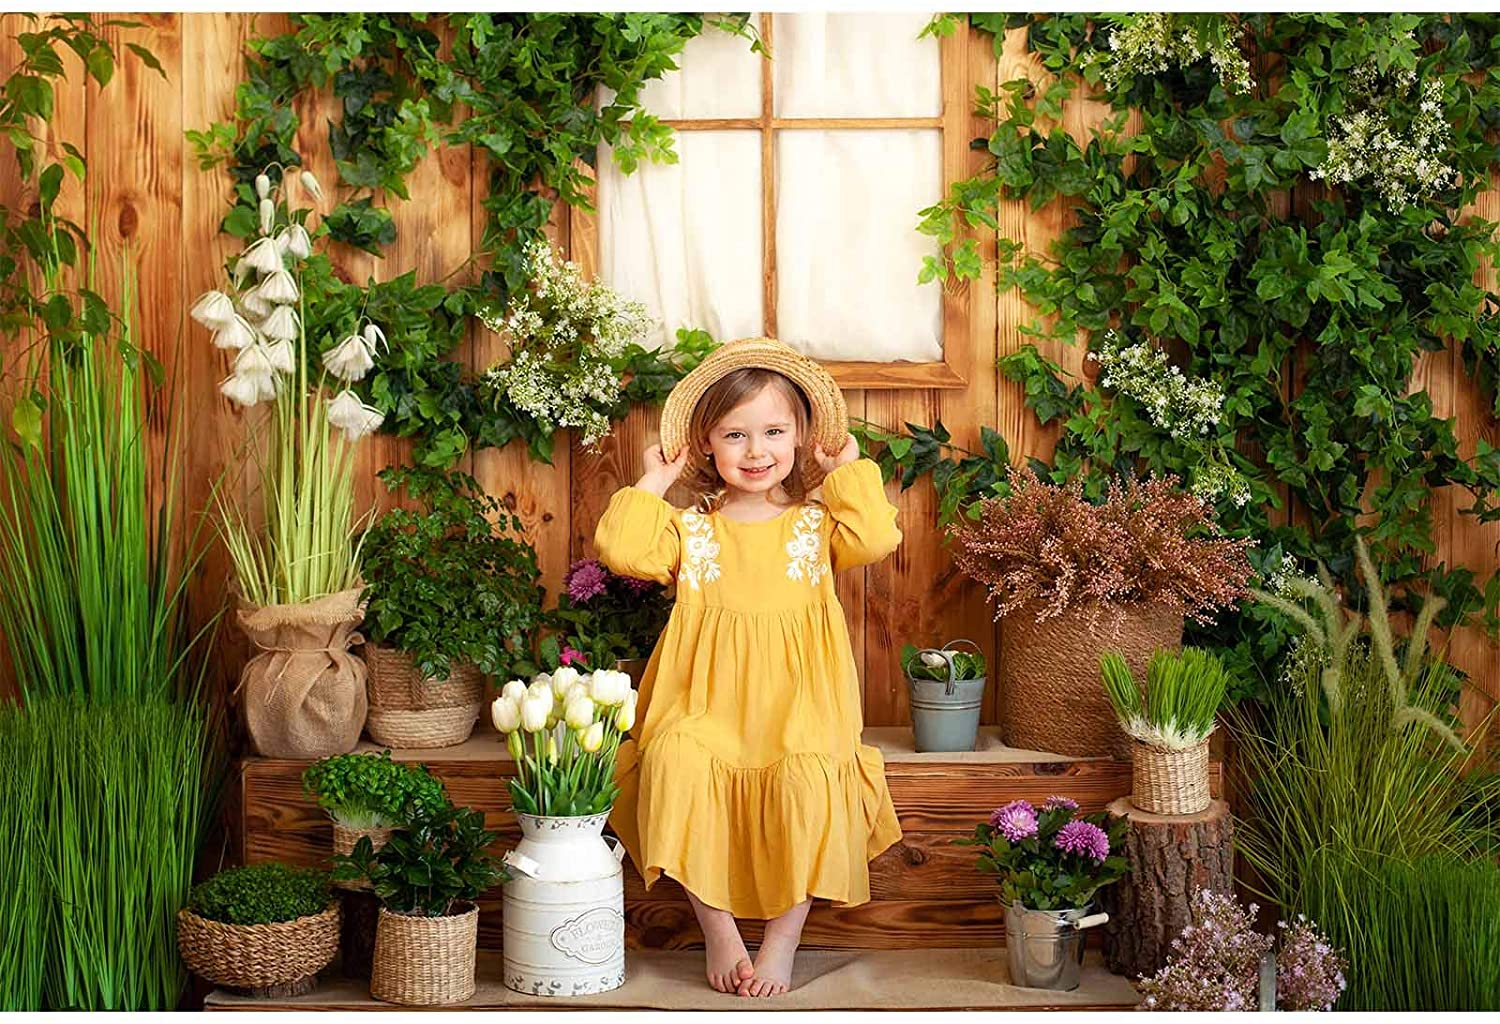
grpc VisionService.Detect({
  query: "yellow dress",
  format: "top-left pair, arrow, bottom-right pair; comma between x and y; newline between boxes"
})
593,458 -> 905,920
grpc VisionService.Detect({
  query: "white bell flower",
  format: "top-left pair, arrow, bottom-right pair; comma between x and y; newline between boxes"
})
233,343 -> 275,379
257,269 -> 299,305
263,337 -> 296,376
259,304 -> 299,342
238,285 -> 274,321
299,170 -> 325,202
190,290 -> 237,331
211,314 -> 258,351
255,173 -> 271,201
258,198 -> 275,237
491,695 -> 521,734
219,373 -> 266,408
363,322 -> 387,350
279,223 -> 312,260
325,389 -> 385,442
240,236 -> 283,275
322,333 -> 375,383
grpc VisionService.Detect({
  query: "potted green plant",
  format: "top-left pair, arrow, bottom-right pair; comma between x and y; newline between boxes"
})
301,750 -> 449,861
549,558 -> 673,688
1100,646 -> 1230,815
177,863 -> 340,998
361,466 -> 547,749
901,640 -> 987,752
950,468 -> 1252,757
957,796 -> 1128,991
333,801 -> 507,1005
489,668 -> 636,995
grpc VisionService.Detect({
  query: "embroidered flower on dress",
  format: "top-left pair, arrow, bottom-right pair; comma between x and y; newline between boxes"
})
785,506 -> 828,586
678,512 -> 722,590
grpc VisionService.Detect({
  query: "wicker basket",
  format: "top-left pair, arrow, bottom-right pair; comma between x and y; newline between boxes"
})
999,600 -> 1184,758
331,823 -> 395,891
364,644 -> 484,749
370,902 -> 479,1006
1132,738 -> 1211,815
177,902 -> 341,995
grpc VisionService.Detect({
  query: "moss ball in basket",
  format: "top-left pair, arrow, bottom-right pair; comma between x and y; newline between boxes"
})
177,863 -> 340,997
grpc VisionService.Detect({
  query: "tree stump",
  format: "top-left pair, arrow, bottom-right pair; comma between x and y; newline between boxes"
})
1100,797 -> 1234,980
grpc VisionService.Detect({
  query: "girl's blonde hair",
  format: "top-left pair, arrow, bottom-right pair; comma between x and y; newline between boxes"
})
679,368 -> 812,513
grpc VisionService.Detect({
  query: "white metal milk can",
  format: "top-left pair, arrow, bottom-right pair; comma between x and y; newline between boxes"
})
502,811 -> 627,997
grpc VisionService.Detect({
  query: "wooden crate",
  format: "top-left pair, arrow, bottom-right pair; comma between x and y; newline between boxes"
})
239,726 -> 1221,951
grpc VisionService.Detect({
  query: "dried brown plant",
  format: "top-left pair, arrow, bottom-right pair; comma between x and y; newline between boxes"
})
949,468 -> 1253,624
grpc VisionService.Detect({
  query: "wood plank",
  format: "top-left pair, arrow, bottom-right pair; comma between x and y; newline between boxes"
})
624,896 -> 1005,950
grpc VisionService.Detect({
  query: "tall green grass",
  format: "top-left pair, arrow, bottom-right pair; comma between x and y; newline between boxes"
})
1300,849 -> 1500,1010
1100,645 -> 1229,748
0,705 -> 46,1010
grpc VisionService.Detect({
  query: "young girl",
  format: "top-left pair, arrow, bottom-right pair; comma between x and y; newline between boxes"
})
593,339 -> 904,998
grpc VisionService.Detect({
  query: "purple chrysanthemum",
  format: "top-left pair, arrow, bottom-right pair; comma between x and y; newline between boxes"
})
564,559 -> 609,604
988,799 -> 1038,841
1054,820 -> 1110,863
1042,795 -> 1079,812
617,574 -> 659,596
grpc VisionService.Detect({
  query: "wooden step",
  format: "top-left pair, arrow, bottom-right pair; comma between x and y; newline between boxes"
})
237,725 -> 1221,951
203,947 -> 1140,1011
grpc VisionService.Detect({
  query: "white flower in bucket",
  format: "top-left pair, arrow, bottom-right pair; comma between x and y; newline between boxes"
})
550,665 -> 582,698
519,692 -> 551,733
564,695 -> 594,730
190,290 -> 237,331
491,695 -> 521,734
613,697 -> 636,733
322,333 -> 375,383
588,669 -> 632,707
254,172 -> 271,201
326,390 -> 385,442
501,679 -> 528,704
579,721 -> 605,753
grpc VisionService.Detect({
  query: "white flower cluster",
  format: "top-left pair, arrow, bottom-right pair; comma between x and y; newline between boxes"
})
1312,58 -> 1456,212
1099,14 -> 1254,95
189,165 -> 385,442
479,237 -> 655,450
1091,331 -> 1252,506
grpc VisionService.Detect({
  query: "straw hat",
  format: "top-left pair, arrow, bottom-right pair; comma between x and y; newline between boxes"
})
658,337 -> 849,464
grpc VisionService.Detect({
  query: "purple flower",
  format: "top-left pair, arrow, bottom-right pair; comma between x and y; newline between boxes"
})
564,559 -> 609,604
988,800 -> 1038,841
617,574 -> 659,597
1054,820 -> 1110,863
1042,795 -> 1079,812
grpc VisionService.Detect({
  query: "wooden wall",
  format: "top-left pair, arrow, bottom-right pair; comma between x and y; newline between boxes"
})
1,14 -> 1496,726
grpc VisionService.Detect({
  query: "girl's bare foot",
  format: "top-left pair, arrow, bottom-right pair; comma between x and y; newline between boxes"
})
741,898 -> 812,997
685,888 -> 754,994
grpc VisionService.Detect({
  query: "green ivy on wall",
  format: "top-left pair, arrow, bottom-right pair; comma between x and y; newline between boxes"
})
865,13 -> 1500,698
189,13 -> 750,464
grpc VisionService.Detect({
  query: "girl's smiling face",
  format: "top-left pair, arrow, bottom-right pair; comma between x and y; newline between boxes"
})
702,383 -> 801,496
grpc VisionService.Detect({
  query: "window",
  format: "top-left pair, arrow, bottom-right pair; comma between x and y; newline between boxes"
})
583,13 -> 982,388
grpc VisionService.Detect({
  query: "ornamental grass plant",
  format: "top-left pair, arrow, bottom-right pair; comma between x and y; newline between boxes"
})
1100,646 -> 1230,749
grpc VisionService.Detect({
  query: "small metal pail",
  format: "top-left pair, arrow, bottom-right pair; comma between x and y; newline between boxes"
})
1004,902 -> 1109,991
904,639 -> 985,753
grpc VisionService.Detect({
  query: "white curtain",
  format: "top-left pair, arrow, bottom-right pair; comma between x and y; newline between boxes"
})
597,13 -> 944,363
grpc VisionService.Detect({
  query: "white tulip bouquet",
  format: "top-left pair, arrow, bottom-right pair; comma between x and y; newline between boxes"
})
491,665 -> 638,818
190,162 -> 387,606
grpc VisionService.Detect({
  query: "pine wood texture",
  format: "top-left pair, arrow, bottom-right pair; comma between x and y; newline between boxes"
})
1099,796 -> 1235,980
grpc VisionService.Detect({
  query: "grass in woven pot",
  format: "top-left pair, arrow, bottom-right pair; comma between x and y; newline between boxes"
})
188,864 -> 333,927
301,750 -> 448,830
332,801 -> 508,918
361,467 -> 548,683
1100,646 -> 1230,749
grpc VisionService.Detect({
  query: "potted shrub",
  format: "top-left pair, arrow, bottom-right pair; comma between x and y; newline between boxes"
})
193,164 -> 383,759
334,801 -> 507,1006
361,466 -> 547,749
301,750 -> 450,861
489,667 -> 636,995
957,796 -> 1128,991
177,863 -> 340,997
1100,646 -> 1230,815
550,558 -> 673,687
901,640 -> 987,752
950,468 -> 1252,757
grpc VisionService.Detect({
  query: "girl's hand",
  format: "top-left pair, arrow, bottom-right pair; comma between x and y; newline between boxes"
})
814,434 -> 860,473
636,443 -> 688,496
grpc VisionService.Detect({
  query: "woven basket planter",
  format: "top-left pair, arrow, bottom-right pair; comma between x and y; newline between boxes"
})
1132,739 -> 1211,815
365,644 -> 484,749
370,902 -> 480,1006
331,823 -> 395,891
177,902 -> 341,996
999,600 -> 1184,758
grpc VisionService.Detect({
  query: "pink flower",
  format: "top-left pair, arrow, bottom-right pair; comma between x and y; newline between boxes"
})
1042,795 -> 1079,812
1054,820 -> 1110,862
988,799 -> 1038,841
559,646 -> 586,667
563,559 -> 609,604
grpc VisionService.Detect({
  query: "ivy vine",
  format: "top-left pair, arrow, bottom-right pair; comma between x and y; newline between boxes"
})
189,13 -> 752,465
865,13 -> 1500,698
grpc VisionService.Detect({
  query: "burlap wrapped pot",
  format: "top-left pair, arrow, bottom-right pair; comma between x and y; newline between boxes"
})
237,588 -> 367,759
999,600 -> 1184,758
364,643 -> 484,749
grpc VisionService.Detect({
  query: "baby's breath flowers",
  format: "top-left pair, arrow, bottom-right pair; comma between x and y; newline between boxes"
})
480,237 -> 654,450
1094,13 -> 1253,95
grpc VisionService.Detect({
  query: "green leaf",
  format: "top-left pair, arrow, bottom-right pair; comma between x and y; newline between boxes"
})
12,395 -> 42,450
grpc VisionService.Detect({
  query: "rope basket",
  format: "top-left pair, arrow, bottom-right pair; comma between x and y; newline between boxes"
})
331,823 -> 395,891
370,903 -> 479,1006
177,902 -> 341,993
365,644 -> 484,748
1132,739 -> 1212,815
999,600 -> 1184,758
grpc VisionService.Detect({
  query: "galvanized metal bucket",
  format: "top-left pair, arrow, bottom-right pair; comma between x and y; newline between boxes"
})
905,639 -> 986,753
502,812 -> 626,997
1004,902 -> 1109,991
